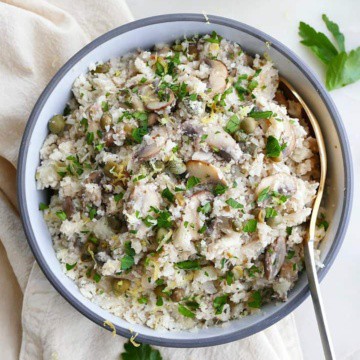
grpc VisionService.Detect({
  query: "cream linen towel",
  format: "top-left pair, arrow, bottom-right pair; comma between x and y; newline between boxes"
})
0,1 -> 303,359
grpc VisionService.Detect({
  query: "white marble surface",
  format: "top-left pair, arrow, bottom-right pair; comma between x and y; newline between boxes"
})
126,1 -> 360,359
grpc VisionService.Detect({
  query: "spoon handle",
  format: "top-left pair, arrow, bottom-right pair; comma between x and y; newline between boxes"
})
304,240 -> 336,360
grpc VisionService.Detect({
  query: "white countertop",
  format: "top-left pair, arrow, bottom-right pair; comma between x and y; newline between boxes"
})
127,1 -> 360,358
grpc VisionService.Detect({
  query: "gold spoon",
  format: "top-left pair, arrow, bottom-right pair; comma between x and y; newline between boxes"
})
279,77 -> 335,360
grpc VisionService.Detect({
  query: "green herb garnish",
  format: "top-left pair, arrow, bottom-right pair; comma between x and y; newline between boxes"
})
178,304 -> 196,318
225,115 -> 241,134
248,290 -> 262,308
243,219 -> 258,233
266,135 -> 286,158
213,184 -> 228,196
213,295 -> 228,314
120,341 -> 162,360
225,198 -> 243,209
186,176 -> 201,190
248,110 -> 273,119
161,187 -> 175,203
299,14 -> 360,90
56,211 -> 67,221
175,260 -> 201,270
39,202 -> 48,211
65,262 -> 77,271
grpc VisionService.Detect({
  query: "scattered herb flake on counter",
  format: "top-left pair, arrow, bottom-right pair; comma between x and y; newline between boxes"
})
120,341 -> 162,360
299,14 -> 360,90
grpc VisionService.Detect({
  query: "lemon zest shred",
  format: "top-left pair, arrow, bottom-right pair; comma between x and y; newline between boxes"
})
129,329 -> 140,347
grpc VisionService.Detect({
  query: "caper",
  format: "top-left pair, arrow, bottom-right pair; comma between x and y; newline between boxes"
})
234,130 -> 247,142
112,278 -> 131,296
170,288 -> 185,302
167,159 -> 187,175
100,113 -> 113,130
48,114 -> 65,134
94,63 -> 110,74
156,228 -> 168,243
266,215 -> 282,227
107,216 -> 122,232
232,219 -> 242,232
153,160 -> 165,172
103,161 -> 118,178
240,117 -> 257,134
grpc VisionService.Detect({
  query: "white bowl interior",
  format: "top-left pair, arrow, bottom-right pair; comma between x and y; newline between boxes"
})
22,20 -> 345,344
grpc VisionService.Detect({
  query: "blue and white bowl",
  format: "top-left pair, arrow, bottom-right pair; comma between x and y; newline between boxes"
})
17,14 -> 353,347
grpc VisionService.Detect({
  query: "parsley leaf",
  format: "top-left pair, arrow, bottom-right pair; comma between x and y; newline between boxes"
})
161,187 -> 175,203
243,219 -> 258,233
186,176 -> 201,190
257,186 -> 271,202
265,207 -> 278,219
248,290 -> 262,308
56,211 -> 67,221
266,136 -> 282,158
248,110 -> 273,119
156,210 -> 173,229
65,262 -> 77,271
121,255 -> 134,271
204,31 -> 223,44
299,15 -> 360,90
299,21 -> 338,65
120,340 -> 162,360
326,48 -> 360,90
322,14 -> 345,52
213,184 -> 228,196
225,115 -> 241,134
225,198 -> 243,209
178,304 -> 196,318
39,202 -> 48,211
213,295 -> 228,315
175,260 -> 200,270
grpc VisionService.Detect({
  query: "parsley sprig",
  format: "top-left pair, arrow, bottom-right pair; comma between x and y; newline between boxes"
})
299,14 -> 360,90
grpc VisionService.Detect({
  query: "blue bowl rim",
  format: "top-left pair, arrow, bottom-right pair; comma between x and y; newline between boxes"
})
17,13 -> 353,348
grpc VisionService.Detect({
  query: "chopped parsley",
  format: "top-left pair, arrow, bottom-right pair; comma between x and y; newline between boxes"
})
286,250 -> 296,260
138,296 -> 148,304
213,183 -> 228,196
257,186 -> 271,202
248,291 -> 262,308
286,226 -> 293,235
198,224 -> 207,234
121,241 -> 135,271
265,207 -> 278,219
243,219 -> 258,233
65,262 -> 77,271
86,132 -> 94,145
317,213 -> 329,231
204,31 -> 223,44
161,187 -> 175,203
156,296 -> 164,306
225,198 -> 243,209
156,210 -> 173,229
266,135 -> 286,158
114,193 -> 124,203
178,304 -> 196,318
88,207 -> 97,220
186,176 -> 201,190
213,294 -> 228,314
226,271 -> 234,285
225,115 -> 241,134
93,273 -> 101,283
248,110 -> 273,119
101,101 -> 109,112
39,202 -> 48,211
175,260 -> 201,270
56,211 -> 67,221
197,202 -> 212,214
246,265 -> 261,278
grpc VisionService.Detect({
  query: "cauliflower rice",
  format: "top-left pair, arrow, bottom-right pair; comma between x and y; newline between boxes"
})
36,32 -> 325,331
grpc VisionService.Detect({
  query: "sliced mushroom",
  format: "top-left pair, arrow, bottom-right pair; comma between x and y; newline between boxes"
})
139,85 -> 175,111
207,59 -> 228,95
173,190 -> 213,253
256,173 -> 298,199
182,122 -> 242,162
282,120 -> 296,158
62,196 -> 74,218
85,171 -> 103,184
135,128 -> 167,161
264,236 -> 286,280
125,183 -> 161,238
186,160 -> 227,185
287,100 -> 302,119
131,94 -> 145,111
204,125 -> 242,162
104,129 -> 115,147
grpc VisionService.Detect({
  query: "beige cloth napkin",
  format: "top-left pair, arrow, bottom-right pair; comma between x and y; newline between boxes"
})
0,1 -> 303,359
